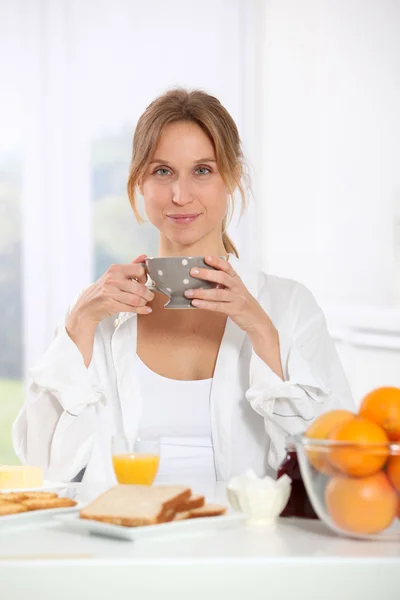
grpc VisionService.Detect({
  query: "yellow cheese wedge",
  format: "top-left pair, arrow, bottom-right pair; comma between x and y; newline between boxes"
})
0,466 -> 43,490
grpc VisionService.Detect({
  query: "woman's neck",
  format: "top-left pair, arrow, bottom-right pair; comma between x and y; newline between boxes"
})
158,237 -> 228,258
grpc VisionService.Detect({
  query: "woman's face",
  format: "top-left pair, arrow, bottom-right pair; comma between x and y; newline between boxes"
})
141,121 -> 229,251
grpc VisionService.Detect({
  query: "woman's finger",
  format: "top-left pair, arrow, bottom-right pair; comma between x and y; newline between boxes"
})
204,255 -> 238,278
111,290 -> 147,308
110,298 -> 152,315
133,254 -> 148,264
184,287 -> 233,303
107,277 -> 154,302
113,263 -> 148,284
103,283 -> 148,308
190,299 -> 230,313
131,254 -> 149,284
189,266 -> 232,288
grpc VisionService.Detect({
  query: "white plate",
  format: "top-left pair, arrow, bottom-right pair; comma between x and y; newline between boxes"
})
0,504 -> 83,529
0,480 -> 68,494
58,511 -> 246,541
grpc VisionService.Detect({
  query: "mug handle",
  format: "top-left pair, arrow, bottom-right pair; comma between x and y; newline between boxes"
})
137,262 -> 158,293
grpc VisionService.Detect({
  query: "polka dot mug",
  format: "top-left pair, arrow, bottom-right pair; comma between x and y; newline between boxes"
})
139,256 -> 226,309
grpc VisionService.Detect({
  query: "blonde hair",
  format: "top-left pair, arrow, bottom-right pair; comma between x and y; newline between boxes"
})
127,88 -> 248,257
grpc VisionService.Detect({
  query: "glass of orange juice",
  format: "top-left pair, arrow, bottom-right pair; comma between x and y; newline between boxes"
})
112,434 -> 160,485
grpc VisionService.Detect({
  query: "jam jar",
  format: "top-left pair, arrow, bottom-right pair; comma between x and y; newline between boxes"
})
277,443 -> 319,519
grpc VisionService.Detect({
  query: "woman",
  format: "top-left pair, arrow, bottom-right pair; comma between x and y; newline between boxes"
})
13,89 -> 354,484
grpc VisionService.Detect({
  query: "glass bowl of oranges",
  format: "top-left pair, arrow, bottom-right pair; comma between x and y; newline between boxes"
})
292,387 -> 400,540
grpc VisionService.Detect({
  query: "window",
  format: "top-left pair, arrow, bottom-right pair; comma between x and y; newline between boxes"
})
92,127 -> 159,279
0,5 -> 24,463
0,0 -> 256,465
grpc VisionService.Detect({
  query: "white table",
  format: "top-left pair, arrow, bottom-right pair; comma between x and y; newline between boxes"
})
1,481 -> 399,600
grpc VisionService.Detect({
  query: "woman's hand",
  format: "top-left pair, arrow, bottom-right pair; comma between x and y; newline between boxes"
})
184,256 -> 283,378
69,254 -> 154,327
184,256 -> 269,334
65,255 -> 154,367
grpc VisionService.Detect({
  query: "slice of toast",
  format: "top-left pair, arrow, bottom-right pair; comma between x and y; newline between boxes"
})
175,494 -> 205,512
173,503 -> 227,521
173,510 -> 191,521
80,485 -> 192,527
187,504 -> 226,518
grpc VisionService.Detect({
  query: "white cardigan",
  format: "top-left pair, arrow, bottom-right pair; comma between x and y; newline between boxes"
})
13,256 -> 355,484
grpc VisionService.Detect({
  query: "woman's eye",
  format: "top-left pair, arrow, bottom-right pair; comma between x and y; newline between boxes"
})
195,167 -> 211,175
155,168 -> 171,176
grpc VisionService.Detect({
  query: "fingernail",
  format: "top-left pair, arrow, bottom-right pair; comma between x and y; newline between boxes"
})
206,256 -> 213,262
191,268 -> 199,275
145,307 -> 152,313
185,290 -> 194,297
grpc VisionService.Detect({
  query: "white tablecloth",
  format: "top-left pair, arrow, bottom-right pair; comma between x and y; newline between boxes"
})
1,480 -> 399,600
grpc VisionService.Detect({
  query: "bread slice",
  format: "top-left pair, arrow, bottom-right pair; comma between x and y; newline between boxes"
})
173,503 -> 227,521
175,494 -> 205,512
173,510 -> 191,521
187,504 -> 226,518
80,485 -> 191,527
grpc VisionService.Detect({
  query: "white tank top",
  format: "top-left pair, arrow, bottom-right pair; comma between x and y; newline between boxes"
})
135,355 -> 216,483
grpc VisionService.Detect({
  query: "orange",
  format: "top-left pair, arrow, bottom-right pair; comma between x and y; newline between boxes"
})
328,416 -> 389,477
359,387 -> 400,441
325,471 -> 397,535
387,455 -> 400,493
304,410 -> 355,474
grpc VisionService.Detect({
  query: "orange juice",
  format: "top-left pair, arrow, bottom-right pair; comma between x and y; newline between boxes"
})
112,453 -> 160,485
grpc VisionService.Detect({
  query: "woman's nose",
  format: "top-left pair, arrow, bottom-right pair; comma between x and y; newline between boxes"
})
172,178 -> 193,205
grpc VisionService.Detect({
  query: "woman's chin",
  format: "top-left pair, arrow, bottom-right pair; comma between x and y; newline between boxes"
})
164,231 -> 206,249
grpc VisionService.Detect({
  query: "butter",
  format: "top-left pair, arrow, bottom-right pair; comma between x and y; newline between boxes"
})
0,466 -> 43,490
226,469 -> 292,525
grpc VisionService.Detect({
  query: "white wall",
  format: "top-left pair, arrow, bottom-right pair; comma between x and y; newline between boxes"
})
256,0 -> 400,310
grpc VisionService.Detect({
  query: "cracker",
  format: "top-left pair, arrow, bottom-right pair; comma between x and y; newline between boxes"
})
0,493 -> 28,502
21,497 -> 77,511
22,492 -> 58,500
0,503 -> 28,516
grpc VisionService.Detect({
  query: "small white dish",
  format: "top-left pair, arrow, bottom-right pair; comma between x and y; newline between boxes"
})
58,512 -> 246,541
0,504 -> 83,530
0,480 -> 68,494
226,470 -> 292,526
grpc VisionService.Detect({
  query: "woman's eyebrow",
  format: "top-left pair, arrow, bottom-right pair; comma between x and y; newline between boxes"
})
149,157 -> 217,165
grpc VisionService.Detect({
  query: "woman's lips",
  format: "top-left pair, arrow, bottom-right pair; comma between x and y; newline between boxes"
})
167,214 -> 200,225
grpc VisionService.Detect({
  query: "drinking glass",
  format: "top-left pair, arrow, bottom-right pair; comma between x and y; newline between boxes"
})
112,434 -> 160,485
